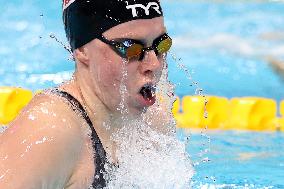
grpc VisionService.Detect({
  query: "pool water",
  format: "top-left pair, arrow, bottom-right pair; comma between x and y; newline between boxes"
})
164,1 -> 284,102
1,0 -> 284,188
178,130 -> 284,188
1,0 -> 284,101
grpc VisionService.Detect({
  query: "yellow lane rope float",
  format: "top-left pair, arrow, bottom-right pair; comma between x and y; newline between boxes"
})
173,96 -> 283,131
0,87 -> 283,131
0,87 -> 33,125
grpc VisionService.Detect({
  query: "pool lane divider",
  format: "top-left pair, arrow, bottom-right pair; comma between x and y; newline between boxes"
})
0,87 -> 283,132
173,96 -> 284,132
0,87 -> 33,125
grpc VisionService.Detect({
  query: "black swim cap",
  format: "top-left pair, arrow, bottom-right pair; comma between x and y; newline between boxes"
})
63,0 -> 163,51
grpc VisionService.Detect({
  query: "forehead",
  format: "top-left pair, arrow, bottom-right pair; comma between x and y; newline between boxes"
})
103,17 -> 166,40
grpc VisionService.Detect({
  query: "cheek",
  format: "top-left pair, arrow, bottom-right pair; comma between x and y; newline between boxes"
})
104,64 -> 122,86
92,54 -> 124,89
99,62 -> 139,99
89,44 -> 139,94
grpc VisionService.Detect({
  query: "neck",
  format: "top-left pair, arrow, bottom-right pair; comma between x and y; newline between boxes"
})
59,71 -> 122,157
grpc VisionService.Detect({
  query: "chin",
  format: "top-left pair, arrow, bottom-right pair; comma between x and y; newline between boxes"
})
127,106 -> 146,117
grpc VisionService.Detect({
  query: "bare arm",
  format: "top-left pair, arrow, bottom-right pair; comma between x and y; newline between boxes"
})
0,96 -> 83,189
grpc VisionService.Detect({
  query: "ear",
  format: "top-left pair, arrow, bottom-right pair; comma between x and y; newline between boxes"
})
74,47 -> 90,66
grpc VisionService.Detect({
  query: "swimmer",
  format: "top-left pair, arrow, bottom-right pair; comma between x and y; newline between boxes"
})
0,0 -> 173,188
267,57 -> 284,80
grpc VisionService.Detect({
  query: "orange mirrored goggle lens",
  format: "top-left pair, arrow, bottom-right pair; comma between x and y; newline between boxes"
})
157,38 -> 172,54
126,43 -> 144,59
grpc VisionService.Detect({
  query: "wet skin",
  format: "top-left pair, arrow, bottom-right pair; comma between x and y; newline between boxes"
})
0,17 -> 167,189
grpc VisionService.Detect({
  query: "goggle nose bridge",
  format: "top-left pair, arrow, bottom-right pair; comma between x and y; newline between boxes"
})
139,46 -> 157,60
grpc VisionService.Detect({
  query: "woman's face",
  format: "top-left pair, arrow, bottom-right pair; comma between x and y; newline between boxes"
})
84,17 -> 167,115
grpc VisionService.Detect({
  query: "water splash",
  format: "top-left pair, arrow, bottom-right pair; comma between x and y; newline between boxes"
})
145,54 -> 177,133
169,52 -> 205,96
0,126 -> 7,133
169,52 -> 212,166
105,119 -> 194,189
49,33 -> 74,61
116,59 -> 130,117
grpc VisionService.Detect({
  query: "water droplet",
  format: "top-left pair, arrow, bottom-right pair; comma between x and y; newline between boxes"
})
28,114 -> 36,120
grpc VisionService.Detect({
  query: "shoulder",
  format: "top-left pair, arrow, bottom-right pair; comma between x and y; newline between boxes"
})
0,90 -> 87,188
11,90 -> 85,140
8,90 -> 87,154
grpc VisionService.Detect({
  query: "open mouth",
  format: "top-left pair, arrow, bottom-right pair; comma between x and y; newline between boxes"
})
139,83 -> 156,103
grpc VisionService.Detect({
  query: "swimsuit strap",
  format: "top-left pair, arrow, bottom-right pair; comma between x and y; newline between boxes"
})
50,89 -> 106,188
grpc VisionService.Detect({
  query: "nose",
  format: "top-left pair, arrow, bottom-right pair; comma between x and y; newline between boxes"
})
139,50 -> 163,76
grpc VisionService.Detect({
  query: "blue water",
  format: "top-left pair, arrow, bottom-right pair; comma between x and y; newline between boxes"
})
1,0 -> 284,101
1,0 -> 284,188
163,1 -> 284,102
179,130 -> 284,188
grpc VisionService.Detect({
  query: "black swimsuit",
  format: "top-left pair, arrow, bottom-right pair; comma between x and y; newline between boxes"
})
51,89 -> 107,189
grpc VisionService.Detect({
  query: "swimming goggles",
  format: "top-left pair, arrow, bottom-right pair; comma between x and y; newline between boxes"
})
97,33 -> 172,60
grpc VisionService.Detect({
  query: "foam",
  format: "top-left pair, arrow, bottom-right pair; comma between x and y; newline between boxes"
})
104,120 -> 194,189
